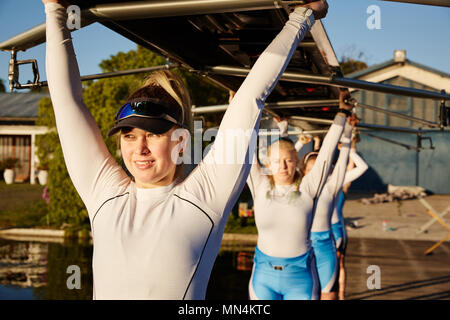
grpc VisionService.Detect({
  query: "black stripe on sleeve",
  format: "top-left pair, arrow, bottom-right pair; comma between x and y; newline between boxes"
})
91,192 -> 129,229
173,194 -> 215,300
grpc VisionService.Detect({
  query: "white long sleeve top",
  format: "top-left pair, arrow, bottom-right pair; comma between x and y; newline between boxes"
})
310,123 -> 353,232
330,150 -> 369,225
45,3 -> 315,299
247,114 -> 346,258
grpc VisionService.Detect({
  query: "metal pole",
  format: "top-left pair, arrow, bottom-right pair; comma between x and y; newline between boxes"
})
416,129 -> 422,186
439,90 -> 448,128
266,99 -> 339,109
206,65 -> 450,101
13,64 -> 175,89
191,99 -> 339,114
354,101 -> 438,128
90,0 -> 287,20
219,39 -> 317,48
192,104 -> 228,114
289,115 -> 425,134
333,77 -> 450,101
0,0 -> 297,52
258,129 -> 328,136
358,122 -> 424,134
78,64 -> 174,81
360,131 -> 420,151
289,115 -> 333,125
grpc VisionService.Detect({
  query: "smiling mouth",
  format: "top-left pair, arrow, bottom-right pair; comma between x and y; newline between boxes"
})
134,160 -> 155,169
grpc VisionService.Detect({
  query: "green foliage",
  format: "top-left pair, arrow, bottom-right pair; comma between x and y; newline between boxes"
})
340,59 -> 368,75
0,181 -> 48,228
0,199 -> 50,228
0,158 -> 20,170
35,45 -> 228,230
224,214 -> 257,234
339,47 -> 368,75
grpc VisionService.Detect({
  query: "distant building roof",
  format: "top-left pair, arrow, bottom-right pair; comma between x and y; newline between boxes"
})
346,59 -> 450,80
345,51 -> 450,93
346,49 -> 450,81
0,92 -> 48,119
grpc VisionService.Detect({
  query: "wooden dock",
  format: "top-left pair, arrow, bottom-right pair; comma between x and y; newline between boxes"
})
345,238 -> 450,300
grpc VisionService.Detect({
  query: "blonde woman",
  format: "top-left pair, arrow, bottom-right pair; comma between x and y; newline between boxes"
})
43,0 -> 329,299
247,89 -> 353,300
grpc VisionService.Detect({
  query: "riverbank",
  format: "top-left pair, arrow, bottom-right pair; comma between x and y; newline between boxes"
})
1,192 -> 449,244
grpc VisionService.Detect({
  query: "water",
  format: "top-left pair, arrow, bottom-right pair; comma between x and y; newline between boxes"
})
0,238 -> 253,300
1,237 -> 449,300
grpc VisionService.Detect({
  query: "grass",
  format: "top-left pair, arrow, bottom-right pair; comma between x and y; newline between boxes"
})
0,181 -> 50,229
224,213 -> 258,234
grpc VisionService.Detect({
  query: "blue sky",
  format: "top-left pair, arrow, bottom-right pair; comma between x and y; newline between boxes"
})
0,0 -> 449,91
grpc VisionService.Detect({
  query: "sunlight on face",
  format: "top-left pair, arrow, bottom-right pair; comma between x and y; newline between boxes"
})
120,127 -> 181,188
268,143 -> 299,185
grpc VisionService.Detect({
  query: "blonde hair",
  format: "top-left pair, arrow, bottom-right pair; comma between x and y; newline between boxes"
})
266,138 -> 301,199
115,70 -> 193,181
300,152 -> 318,177
141,70 -> 193,133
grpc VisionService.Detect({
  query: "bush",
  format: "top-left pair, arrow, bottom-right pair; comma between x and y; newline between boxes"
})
0,158 -> 20,170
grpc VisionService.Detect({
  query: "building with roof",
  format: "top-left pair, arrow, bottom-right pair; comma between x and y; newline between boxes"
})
0,92 -> 49,184
346,50 -> 450,194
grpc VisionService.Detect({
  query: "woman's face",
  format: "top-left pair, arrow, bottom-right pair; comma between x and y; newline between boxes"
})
304,158 -> 316,176
120,126 -> 182,188
268,145 -> 299,185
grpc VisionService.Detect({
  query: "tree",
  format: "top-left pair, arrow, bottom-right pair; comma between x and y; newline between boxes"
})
339,46 -> 368,75
36,45 -> 228,231
340,59 -> 368,75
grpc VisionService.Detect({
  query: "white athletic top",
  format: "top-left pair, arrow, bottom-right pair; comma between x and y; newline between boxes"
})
310,123 -> 353,232
247,114 -> 346,258
45,3 -> 315,299
330,150 -> 369,225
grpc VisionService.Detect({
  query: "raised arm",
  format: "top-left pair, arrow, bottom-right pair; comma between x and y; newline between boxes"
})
301,89 -> 354,199
45,2 -> 127,212
324,122 -> 353,196
295,134 -> 313,152
343,150 -> 369,186
182,4 -> 328,218
246,150 -> 267,198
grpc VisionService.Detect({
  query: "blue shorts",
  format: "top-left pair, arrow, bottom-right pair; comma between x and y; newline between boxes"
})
311,230 -> 339,293
249,246 -> 320,300
331,222 -> 347,254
